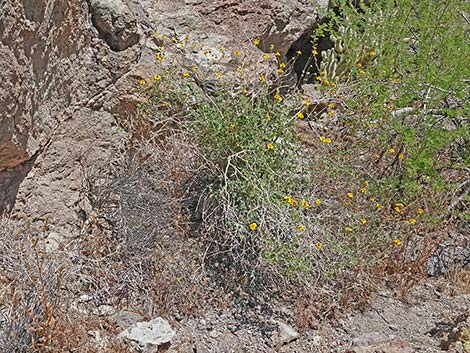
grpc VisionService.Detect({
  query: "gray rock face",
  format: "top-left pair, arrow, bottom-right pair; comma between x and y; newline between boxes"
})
118,317 -> 175,349
88,0 -> 141,51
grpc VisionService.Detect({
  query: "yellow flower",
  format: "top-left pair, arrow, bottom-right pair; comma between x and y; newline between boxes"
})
182,71 -> 190,77
139,79 -> 147,85
375,203 -> 382,209
274,93 -> 283,102
233,50 -> 241,56
417,208 -> 424,215
184,35 -> 190,41
375,153 -> 381,159
364,180 -> 369,186
389,147 -> 395,154
229,123 -> 235,129
191,65 -> 198,72
359,70 -> 366,75
360,218 -> 367,224
262,53 -> 270,59
359,187 -> 366,193
315,198 -> 321,205
249,222 -> 257,230
393,239 -> 401,246
303,98 -> 312,106
369,51 -> 377,57
171,36 -> 178,43
312,48 -> 318,55
242,87 -> 248,94
277,68 -> 285,74
356,62 -> 363,68
203,49 -> 211,55
345,226 -> 353,232
327,110 -> 334,116
301,199 -> 309,208
279,63 -> 286,69
347,192 -> 353,198
315,76 -> 322,81
409,218 -> 417,225
236,66 -> 243,72
328,103 -> 335,109
252,38 -> 260,45
297,111 -> 305,119
154,74 -> 161,81
284,195 -> 298,206
399,153 -> 405,159
320,136 -> 332,143
296,50 -> 302,55
270,43 -> 275,50
297,224 -> 306,231
315,241 -> 323,250
275,51 -> 281,57
215,72 -> 222,79
266,143 -> 274,150
156,54 -> 165,61
259,75 -> 266,82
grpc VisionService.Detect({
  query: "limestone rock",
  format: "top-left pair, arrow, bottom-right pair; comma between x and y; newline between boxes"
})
274,321 -> 300,348
118,317 -> 176,349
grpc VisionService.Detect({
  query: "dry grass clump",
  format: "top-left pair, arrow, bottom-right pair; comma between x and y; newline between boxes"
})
79,128 -> 209,316
0,218 -> 132,352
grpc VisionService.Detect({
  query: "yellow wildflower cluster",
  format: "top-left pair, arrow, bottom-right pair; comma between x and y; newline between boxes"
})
315,71 -> 336,87
284,194 -> 298,206
277,62 -> 287,74
320,136 -> 332,143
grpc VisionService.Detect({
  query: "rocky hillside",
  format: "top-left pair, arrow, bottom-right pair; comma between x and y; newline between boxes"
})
1,0 -> 468,352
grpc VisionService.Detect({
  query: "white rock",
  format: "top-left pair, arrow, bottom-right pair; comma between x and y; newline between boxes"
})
274,321 -> 300,348
311,334 -> 322,346
93,305 -> 116,316
78,294 -> 93,303
118,317 -> 175,348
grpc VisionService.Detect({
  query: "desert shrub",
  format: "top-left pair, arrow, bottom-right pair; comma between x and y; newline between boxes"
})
134,0 -> 468,312
315,0 -> 469,208
189,90 -> 320,285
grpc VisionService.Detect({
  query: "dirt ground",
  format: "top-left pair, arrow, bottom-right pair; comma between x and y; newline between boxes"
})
167,271 -> 470,352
